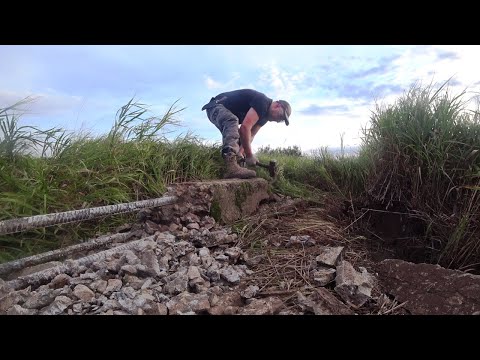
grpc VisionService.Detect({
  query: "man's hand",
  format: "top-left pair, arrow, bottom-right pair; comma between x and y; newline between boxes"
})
238,147 -> 245,158
245,155 -> 258,166
237,151 -> 245,165
239,108 -> 260,159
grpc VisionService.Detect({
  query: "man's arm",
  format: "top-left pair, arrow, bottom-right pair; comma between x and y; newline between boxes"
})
251,123 -> 262,138
238,123 -> 262,157
239,107 -> 260,157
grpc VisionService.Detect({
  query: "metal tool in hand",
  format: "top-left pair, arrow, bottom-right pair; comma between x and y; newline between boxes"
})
238,157 -> 277,178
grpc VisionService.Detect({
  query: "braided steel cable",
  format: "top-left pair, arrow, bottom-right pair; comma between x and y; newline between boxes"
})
6,236 -> 156,291
0,196 -> 177,235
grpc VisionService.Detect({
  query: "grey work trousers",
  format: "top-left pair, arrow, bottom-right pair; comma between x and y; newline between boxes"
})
206,104 -> 241,156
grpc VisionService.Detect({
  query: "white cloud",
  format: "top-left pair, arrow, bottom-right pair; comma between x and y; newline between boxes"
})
386,46 -> 480,92
250,107 -> 371,153
258,63 -> 309,99
248,46 -> 480,151
5,45 -> 480,153
0,89 -> 83,116
204,76 -> 223,90
204,73 -> 241,91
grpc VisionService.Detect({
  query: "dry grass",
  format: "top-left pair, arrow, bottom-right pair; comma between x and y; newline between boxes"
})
376,294 -> 408,315
234,197 -> 408,315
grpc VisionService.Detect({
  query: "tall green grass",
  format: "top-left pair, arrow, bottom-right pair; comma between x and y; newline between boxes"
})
360,80 -> 480,269
257,151 -> 325,200
260,79 -> 480,270
3,79 -> 480,270
257,141 -> 368,201
0,97 -> 222,262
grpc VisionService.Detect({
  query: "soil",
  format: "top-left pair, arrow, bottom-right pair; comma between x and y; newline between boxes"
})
3,182 -> 479,315
232,194 -> 410,315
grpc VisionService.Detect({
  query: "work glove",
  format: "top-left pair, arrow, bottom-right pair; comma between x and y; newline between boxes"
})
245,155 -> 258,167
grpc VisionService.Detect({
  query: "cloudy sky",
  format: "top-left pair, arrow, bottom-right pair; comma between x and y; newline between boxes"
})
1,45 -> 479,153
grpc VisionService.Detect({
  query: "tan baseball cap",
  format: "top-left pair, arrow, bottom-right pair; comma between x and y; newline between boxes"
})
278,100 -> 291,126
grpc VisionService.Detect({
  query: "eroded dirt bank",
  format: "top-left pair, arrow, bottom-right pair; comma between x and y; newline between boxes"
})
1,179 -> 479,315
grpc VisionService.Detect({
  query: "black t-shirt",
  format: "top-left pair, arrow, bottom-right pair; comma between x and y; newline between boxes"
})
215,89 -> 272,126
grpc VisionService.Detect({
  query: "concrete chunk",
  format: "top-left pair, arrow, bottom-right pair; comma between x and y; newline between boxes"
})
311,267 -> 336,286
297,289 -> 354,315
316,246 -> 344,267
334,261 -> 374,307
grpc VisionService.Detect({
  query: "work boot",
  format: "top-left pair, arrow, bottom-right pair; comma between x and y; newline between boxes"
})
223,153 -> 256,179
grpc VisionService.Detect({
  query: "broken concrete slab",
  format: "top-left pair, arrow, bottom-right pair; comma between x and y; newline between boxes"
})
49,274 -> 72,289
40,295 -> 73,315
241,285 -> 260,299
238,297 -> 284,315
166,292 -> 211,315
207,291 -> 243,315
297,289 -> 355,315
192,229 -> 238,248
377,259 -> 480,315
207,179 -> 270,224
316,246 -> 344,267
311,267 -> 336,286
7,304 -> 38,315
334,260 -> 374,307
162,179 -> 270,225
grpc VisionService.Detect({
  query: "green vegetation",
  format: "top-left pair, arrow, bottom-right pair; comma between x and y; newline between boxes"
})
257,141 -> 367,201
234,182 -> 253,210
257,144 -> 303,157
360,80 -> 480,269
0,97 -> 222,262
210,199 -> 222,223
261,79 -> 480,270
2,78 -> 480,271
